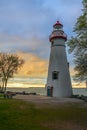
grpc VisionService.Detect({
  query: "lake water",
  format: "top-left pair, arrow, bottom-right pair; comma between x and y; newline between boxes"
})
6,87 -> 87,96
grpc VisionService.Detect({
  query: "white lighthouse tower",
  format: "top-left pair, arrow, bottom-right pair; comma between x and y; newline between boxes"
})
46,21 -> 73,97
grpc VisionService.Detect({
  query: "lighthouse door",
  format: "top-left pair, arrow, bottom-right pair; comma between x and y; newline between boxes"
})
47,86 -> 50,96
47,86 -> 53,97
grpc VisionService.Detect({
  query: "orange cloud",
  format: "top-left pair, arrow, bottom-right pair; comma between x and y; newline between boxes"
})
72,82 -> 86,88
69,66 -> 86,88
16,51 -> 48,78
69,66 -> 75,76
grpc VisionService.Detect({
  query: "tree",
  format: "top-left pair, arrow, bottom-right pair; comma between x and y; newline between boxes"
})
67,0 -> 87,87
0,53 -> 24,92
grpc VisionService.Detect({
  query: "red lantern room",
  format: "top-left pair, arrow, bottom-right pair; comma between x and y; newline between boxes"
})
49,21 -> 67,42
53,21 -> 63,29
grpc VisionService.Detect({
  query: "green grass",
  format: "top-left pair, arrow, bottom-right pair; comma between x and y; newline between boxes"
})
0,93 -> 4,98
0,98 -> 87,130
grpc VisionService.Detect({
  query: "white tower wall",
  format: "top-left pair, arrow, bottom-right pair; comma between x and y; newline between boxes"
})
47,39 -> 72,97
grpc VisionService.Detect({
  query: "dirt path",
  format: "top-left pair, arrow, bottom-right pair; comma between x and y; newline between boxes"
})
13,94 -> 86,105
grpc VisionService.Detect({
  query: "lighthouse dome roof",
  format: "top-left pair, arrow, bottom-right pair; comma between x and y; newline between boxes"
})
53,21 -> 63,29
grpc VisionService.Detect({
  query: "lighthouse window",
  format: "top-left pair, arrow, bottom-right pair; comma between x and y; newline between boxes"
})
51,41 -> 54,45
52,71 -> 58,80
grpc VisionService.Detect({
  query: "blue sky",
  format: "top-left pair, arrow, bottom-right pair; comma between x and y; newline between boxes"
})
0,0 -> 84,87
0,0 -> 82,53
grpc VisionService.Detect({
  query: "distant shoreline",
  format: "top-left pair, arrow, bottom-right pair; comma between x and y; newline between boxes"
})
6,87 -> 87,96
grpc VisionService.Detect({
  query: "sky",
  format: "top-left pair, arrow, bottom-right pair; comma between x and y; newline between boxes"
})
0,0 -> 85,88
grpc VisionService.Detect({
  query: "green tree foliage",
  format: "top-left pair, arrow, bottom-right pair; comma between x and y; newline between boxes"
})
67,0 -> 87,86
0,53 -> 24,92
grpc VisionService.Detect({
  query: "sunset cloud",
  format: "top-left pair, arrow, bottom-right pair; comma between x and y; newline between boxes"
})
16,51 -> 48,78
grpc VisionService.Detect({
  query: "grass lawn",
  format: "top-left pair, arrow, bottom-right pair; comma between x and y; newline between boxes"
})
0,98 -> 87,130
0,93 -> 4,98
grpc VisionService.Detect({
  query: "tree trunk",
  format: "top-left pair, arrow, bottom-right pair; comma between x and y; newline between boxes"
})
1,77 -> 8,92
4,79 -> 8,92
1,78 -> 5,92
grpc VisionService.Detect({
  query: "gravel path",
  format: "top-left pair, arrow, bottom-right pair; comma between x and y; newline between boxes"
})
13,94 -> 85,105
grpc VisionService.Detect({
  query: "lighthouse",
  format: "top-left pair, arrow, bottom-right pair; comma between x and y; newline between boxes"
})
46,21 -> 73,97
